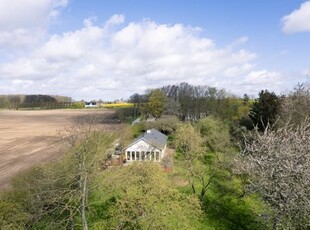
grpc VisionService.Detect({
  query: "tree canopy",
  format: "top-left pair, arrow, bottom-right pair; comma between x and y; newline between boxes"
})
249,90 -> 281,131
93,163 -> 202,229
147,89 -> 165,118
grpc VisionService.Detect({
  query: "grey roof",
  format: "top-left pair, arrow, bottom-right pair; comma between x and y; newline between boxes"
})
131,128 -> 168,150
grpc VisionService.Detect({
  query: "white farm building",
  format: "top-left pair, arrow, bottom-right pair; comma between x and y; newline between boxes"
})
124,129 -> 167,162
85,102 -> 97,108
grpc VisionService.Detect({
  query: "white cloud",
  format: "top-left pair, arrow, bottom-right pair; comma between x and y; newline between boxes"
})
0,0 -> 68,29
0,0 -> 68,48
0,15 -> 290,100
243,70 -> 282,86
301,69 -> 310,76
229,36 -> 249,48
12,79 -> 34,89
224,63 -> 253,77
218,70 -> 288,97
0,29 -> 45,47
236,36 -> 248,44
106,14 -> 125,26
301,69 -> 310,83
282,1 -> 310,33
37,23 -> 105,62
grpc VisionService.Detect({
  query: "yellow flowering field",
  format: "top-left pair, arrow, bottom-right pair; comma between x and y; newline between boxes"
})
102,103 -> 134,108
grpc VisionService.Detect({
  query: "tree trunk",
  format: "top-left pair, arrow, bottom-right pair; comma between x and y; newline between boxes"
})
191,180 -> 196,194
200,187 -> 206,205
272,215 -> 279,230
81,174 -> 88,230
78,153 -> 88,230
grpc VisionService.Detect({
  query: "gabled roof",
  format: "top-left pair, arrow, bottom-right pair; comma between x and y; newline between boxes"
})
125,128 -> 168,150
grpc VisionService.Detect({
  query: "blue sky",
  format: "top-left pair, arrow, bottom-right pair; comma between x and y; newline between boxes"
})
0,0 -> 309,100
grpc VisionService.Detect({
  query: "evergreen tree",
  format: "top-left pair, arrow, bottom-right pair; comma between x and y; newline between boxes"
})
249,90 -> 281,131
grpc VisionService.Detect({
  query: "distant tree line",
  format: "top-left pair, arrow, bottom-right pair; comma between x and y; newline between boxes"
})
0,94 -> 73,110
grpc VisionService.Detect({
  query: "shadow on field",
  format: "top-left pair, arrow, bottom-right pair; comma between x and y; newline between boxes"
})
70,112 -> 120,125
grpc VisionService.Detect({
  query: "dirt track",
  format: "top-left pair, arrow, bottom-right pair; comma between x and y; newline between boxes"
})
0,109 -> 115,189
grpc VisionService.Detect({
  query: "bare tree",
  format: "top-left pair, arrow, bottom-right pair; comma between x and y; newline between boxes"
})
236,120 -> 310,229
59,115 -> 116,230
279,83 -> 310,126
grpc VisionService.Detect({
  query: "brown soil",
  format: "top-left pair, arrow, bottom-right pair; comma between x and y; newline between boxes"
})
0,109 -> 115,189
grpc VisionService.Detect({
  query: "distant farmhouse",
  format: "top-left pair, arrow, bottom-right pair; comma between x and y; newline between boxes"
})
85,102 -> 98,108
124,129 -> 168,162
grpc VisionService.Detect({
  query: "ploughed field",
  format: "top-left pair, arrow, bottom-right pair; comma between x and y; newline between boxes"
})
0,109 -> 115,189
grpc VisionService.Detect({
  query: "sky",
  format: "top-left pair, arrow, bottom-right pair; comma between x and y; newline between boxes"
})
0,0 -> 310,101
